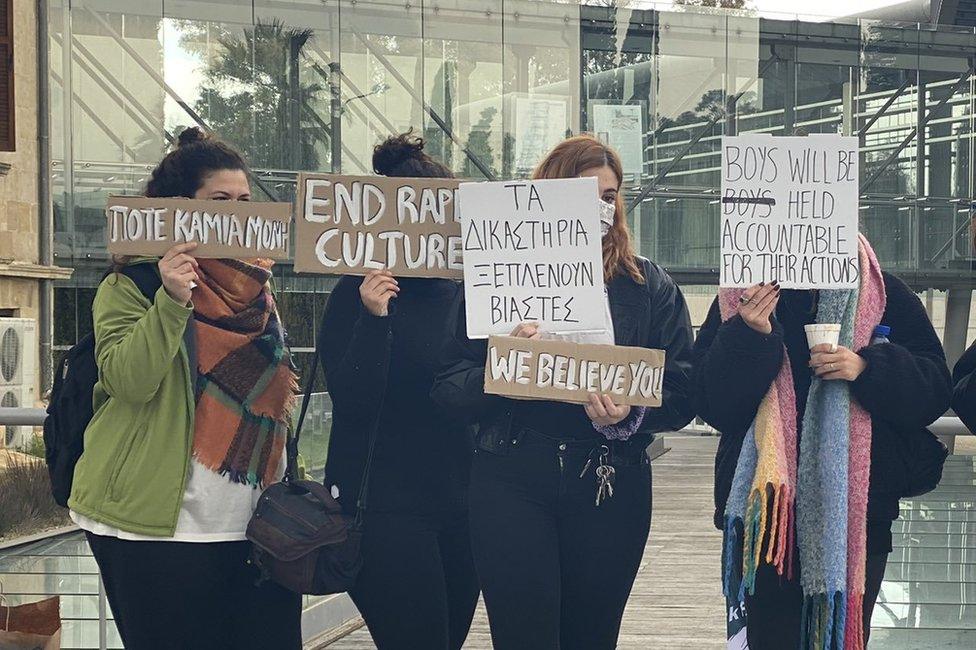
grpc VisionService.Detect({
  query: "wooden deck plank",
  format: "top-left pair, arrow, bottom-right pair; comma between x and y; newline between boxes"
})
325,436 -> 725,648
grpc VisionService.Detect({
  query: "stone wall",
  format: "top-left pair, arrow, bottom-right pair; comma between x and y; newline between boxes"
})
0,0 -> 39,269
0,0 -> 40,417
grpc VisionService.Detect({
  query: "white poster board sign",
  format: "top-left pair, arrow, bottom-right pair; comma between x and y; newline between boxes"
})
460,177 -> 606,339
593,103 -> 644,180
720,134 -> 859,289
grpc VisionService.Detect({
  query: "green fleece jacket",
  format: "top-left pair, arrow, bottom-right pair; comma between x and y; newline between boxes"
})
68,267 -> 197,536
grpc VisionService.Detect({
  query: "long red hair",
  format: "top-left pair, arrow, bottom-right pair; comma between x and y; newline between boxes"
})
532,135 -> 643,284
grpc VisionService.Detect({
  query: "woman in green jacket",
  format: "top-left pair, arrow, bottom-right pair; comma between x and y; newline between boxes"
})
69,127 -> 302,649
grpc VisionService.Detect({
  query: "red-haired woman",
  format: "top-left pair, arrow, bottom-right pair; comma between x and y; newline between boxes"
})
432,135 -> 695,649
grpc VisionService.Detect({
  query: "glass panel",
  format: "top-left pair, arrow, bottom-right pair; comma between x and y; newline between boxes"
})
503,0 -> 580,179
338,0 -> 425,173
421,0 -> 503,179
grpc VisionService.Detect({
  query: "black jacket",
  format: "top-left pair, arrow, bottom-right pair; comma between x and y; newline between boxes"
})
318,276 -> 473,514
952,341 -> 976,432
693,272 -> 951,542
431,257 -> 696,452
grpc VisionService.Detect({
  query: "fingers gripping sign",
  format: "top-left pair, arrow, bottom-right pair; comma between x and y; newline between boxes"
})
584,393 -> 631,427
738,282 -> 781,335
360,269 -> 400,317
158,242 -> 200,306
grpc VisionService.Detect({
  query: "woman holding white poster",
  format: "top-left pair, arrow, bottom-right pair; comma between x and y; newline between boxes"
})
317,133 -> 479,650
68,128 -> 302,648
692,238 -> 951,649
432,135 -> 696,649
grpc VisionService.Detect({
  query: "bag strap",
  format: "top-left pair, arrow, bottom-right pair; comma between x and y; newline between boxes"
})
284,351 -> 317,483
285,332 -> 391,528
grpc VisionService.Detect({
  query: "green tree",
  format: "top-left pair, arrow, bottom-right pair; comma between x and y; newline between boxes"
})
182,20 -> 328,173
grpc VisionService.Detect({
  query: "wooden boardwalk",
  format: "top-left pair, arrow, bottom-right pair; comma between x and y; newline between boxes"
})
326,436 -> 726,649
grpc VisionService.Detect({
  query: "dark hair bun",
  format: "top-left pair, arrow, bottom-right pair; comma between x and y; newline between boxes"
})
177,127 -> 210,148
373,131 -> 427,175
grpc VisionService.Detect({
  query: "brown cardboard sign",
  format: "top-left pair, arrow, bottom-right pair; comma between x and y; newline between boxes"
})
106,196 -> 291,259
483,336 -> 666,408
293,173 -> 462,277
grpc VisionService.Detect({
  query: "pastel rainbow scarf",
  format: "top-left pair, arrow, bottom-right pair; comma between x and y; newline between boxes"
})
719,235 -> 885,650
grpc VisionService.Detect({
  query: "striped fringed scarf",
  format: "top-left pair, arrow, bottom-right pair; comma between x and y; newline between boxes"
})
719,235 -> 886,650
191,258 -> 298,488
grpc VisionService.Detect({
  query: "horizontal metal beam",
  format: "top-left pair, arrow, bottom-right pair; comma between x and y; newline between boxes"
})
0,408 -> 47,426
861,61 -> 976,194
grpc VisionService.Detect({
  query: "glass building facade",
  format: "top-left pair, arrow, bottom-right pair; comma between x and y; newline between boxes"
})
48,0 -> 976,419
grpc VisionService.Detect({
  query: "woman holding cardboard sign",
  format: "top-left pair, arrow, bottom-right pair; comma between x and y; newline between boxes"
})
317,133 -> 479,650
69,128 -> 302,648
432,135 -> 696,650
692,242 -> 951,649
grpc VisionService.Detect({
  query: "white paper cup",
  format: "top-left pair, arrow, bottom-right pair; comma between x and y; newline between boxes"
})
805,324 -> 840,351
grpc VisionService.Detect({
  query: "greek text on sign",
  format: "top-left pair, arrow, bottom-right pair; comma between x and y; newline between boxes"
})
293,173 -> 462,278
460,177 -> 606,338
720,134 -> 859,289
106,196 -> 291,259
483,336 -> 665,408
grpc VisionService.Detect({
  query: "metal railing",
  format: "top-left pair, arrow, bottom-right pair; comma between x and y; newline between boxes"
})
2,408 -> 972,435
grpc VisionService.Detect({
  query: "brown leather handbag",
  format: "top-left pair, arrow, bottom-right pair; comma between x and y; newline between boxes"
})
246,351 -> 381,594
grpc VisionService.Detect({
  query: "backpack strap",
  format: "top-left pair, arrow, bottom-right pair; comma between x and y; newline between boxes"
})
117,263 -> 163,304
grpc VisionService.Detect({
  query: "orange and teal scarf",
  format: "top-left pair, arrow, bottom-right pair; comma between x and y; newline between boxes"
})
191,258 -> 298,488
720,235 -> 886,650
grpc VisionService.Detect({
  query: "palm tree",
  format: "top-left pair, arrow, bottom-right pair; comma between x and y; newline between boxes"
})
186,20 -> 328,172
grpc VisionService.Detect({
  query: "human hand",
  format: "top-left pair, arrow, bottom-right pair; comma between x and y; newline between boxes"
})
360,269 -> 399,317
509,322 -> 542,339
809,344 -> 867,381
737,282 -> 781,335
584,393 -> 631,426
158,243 -> 199,306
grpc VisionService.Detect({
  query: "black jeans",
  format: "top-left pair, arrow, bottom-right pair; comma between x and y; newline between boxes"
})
469,429 -> 652,650
745,552 -> 889,649
85,532 -> 302,650
351,509 -> 480,650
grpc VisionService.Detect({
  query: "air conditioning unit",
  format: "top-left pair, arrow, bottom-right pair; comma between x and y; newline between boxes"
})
0,318 -> 38,449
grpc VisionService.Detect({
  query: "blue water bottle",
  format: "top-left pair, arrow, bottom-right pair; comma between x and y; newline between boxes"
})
871,325 -> 890,345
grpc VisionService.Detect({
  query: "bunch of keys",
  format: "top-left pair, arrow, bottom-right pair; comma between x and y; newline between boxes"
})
580,445 -> 616,506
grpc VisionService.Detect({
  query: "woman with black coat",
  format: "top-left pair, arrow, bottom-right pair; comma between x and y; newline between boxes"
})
952,339 -> 976,432
692,245 -> 951,649
317,134 -> 479,649
431,135 -> 696,650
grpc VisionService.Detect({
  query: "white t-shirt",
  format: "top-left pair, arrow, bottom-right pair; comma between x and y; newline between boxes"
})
71,454 -> 284,542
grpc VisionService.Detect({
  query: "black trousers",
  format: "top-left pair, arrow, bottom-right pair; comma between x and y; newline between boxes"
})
745,552 -> 889,649
350,509 -> 480,650
85,532 -> 302,650
469,430 -> 652,650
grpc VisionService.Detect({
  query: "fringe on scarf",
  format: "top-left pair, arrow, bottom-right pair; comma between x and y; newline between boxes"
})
721,482 -> 794,599
801,592 -> 849,650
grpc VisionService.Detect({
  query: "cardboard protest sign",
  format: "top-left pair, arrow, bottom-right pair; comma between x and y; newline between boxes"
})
720,134 -> 860,289
483,336 -> 666,408
106,196 -> 291,259
460,177 -> 605,339
293,173 -> 462,278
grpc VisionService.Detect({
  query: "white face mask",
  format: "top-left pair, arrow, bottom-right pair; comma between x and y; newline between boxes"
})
599,199 -> 616,237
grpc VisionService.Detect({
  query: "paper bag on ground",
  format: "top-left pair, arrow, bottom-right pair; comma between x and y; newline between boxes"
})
0,595 -> 61,650
106,196 -> 291,259
483,336 -> 666,408
294,173 -> 462,278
